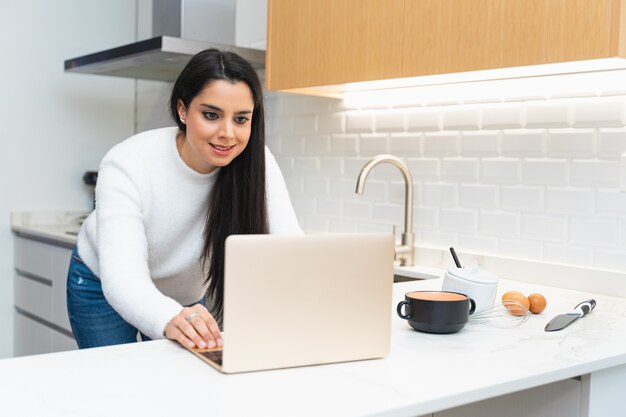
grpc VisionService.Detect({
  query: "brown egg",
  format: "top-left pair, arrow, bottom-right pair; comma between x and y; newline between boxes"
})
501,291 -> 530,316
527,293 -> 547,314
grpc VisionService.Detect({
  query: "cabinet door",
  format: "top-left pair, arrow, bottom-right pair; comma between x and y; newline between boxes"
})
52,331 -> 78,353
14,311 -> 53,357
266,0 -> 404,90
403,0 -> 617,77
50,245 -> 73,332
435,378 -> 580,417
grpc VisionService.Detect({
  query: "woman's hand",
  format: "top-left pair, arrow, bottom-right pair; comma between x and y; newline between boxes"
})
164,304 -> 223,349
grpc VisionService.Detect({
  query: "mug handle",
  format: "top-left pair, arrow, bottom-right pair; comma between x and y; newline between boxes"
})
397,300 -> 411,319
468,298 -> 477,315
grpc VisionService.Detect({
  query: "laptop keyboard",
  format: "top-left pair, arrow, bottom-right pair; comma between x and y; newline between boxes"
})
199,349 -> 223,366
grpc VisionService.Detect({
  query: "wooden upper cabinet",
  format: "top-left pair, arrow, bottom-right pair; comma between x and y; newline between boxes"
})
266,0 -> 626,95
266,0 -> 405,92
402,0 -> 623,77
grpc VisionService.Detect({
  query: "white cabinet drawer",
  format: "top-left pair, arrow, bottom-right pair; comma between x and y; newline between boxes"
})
52,331 -> 77,353
51,245 -> 72,331
13,311 -> 53,357
14,236 -> 53,278
14,272 -> 53,321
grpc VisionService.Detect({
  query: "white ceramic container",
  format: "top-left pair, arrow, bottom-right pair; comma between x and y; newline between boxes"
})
442,266 -> 499,312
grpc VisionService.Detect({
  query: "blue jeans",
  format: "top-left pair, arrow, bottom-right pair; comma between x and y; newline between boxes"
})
66,246 -> 204,349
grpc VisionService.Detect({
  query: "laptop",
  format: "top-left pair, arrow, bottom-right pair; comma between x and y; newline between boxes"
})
185,233 -> 395,373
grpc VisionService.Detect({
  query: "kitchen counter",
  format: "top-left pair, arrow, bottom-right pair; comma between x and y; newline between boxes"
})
1,278 -> 625,417
11,211 -> 86,248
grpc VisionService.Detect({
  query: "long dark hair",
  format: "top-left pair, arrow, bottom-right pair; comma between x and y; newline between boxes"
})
170,49 -> 269,323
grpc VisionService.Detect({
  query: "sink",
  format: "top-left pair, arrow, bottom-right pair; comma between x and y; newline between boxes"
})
393,265 -> 443,282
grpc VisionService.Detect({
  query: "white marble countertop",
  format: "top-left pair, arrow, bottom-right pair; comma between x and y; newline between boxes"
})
1,278 -> 625,417
11,211 -> 88,246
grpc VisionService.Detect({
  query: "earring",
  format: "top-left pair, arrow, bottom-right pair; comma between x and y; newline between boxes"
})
179,115 -> 186,124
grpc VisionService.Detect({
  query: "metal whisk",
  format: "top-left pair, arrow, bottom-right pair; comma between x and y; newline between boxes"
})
468,300 -> 530,328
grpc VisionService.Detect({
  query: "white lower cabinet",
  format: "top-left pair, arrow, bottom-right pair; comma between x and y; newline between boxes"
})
13,235 -> 76,357
433,378 -> 581,417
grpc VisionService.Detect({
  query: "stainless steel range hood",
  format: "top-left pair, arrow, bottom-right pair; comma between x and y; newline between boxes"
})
64,36 -> 265,82
64,0 -> 266,82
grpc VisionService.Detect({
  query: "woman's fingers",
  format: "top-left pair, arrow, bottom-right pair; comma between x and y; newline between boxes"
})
164,305 -> 223,349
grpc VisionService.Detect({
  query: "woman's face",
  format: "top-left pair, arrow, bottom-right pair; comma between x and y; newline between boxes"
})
177,80 -> 254,174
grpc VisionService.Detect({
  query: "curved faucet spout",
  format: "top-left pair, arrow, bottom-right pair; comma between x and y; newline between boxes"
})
355,154 -> 415,266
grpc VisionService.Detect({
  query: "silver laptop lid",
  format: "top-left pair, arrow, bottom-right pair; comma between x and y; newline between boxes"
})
221,233 -> 394,373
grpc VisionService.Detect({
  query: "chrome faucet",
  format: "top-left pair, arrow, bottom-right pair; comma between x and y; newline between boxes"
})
355,154 -> 415,266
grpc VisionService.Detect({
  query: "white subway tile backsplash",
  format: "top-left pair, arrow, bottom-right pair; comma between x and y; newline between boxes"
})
573,98 -> 626,128
318,113 -> 345,134
480,104 -> 524,129
375,111 -> 406,132
319,158 -> 344,176
460,131 -> 499,156
304,216 -> 330,232
329,134 -> 358,156
264,91 -> 626,271
525,101 -> 572,128
406,158 -> 441,182
442,106 -> 481,130
522,214 -> 567,241
422,183 -> 458,207
389,182 -> 419,204
498,239 -> 543,260
569,218 -> 621,246
354,180 -> 388,201
346,112 -> 374,133
304,135 -> 330,156
357,222 -> 391,233
440,209 -> 477,233
480,158 -> 520,184
303,96 -> 334,113
522,159 -> 568,185
316,198 -> 342,216
407,108 -> 441,131
597,128 -> 626,158
360,133 -> 390,156
329,219 -> 359,233
547,129 -> 595,158
479,211 -> 520,237
459,184 -> 498,209
423,131 -> 459,157
292,195 -> 316,216
344,200 -> 373,220
269,116 -> 292,135
373,204 -> 404,224
292,114 -> 317,134
501,129 -> 545,157
293,157 -> 319,173
570,160 -> 620,187
304,177 -> 329,196
442,158 -> 479,182
282,135 -> 304,156
421,229 -> 459,247
594,249 -> 626,270
414,207 -> 439,229
389,133 -> 421,156
544,244 -> 593,266
596,190 -> 626,217
545,187 -> 594,216
458,235 -> 499,253
330,179 -> 358,198
500,186 -> 544,212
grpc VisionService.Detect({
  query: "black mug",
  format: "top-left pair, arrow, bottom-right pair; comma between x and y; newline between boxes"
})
396,291 -> 476,334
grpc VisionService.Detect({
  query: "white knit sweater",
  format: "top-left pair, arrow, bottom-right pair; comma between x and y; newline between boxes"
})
76,127 -> 302,339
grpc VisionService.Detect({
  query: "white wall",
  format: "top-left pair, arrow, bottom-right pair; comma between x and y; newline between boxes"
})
0,0 -> 136,358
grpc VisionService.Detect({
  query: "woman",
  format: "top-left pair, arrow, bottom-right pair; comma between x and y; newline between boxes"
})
67,49 -> 302,350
